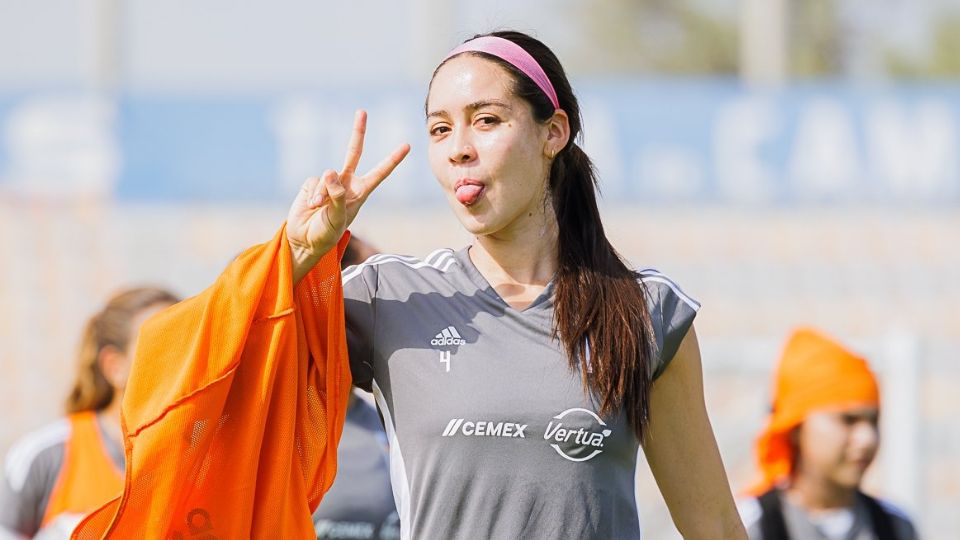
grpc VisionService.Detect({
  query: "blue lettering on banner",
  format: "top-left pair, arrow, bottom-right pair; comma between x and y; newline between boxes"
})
0,82 -> 957,205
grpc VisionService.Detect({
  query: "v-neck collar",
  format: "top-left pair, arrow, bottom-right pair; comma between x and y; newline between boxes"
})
454,246 -> 555,314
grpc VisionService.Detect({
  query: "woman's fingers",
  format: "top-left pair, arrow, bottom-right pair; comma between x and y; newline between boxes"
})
324,171 -> 346,219
287,115 -> 404,279
307,170 -> 346,231
294,113 -> 408,232
341,110 -> 367,175
358,143 -> 411,197
308,170 -> 338,207
298,176 -> 322,209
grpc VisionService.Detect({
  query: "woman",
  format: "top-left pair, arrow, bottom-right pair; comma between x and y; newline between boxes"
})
74,31 -> 744,539
289,31 -> 745,538
0,287 -> 178,539
739,328 -> 918,539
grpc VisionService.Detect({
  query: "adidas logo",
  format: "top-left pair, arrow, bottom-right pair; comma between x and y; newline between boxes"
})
431,326 -> 465,346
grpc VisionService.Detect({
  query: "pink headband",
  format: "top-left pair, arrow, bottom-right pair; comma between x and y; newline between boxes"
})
443,36 -> 560,110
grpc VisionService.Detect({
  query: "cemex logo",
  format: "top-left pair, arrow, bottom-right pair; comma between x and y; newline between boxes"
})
442,418 -> 527,438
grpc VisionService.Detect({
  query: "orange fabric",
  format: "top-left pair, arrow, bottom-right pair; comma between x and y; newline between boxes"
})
72,226 -> 352,539
41,412 -> 124,527
748,327 -> 879,495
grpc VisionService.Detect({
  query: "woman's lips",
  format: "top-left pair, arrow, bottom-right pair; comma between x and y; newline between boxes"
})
454,179 -> 485,206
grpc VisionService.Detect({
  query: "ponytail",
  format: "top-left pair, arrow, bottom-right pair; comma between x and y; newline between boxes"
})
66,287 -> 179,413
66,314 -> 116,413
551,142 -> 656,439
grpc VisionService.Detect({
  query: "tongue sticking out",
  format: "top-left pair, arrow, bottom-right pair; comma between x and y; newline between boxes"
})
455,184 -> 484,206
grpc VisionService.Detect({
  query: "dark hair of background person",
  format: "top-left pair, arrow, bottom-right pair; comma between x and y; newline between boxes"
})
341,235 -> 377,270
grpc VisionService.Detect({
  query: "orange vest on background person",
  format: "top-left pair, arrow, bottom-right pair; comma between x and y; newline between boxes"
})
41,412 -> 124,527
71,226 -> 353,539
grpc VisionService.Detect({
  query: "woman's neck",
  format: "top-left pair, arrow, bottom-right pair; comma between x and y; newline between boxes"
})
469,207 -> 559,309
98,396 -> 124,445
785,473 -> 857,511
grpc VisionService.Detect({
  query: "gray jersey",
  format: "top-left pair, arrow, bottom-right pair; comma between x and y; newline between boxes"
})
739,493 -> 919,540
341,247 -> 699,540
0,416 -> 124,537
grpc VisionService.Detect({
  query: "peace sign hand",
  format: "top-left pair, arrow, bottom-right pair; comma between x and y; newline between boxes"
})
287,110 -> 410,282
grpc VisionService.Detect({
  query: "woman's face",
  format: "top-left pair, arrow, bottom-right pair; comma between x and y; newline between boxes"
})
426,55 -> 553,237
796,405 -> 880,490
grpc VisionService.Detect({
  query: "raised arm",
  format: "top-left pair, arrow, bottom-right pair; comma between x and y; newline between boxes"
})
642,326 -> 747,539
287,109 -> 410,283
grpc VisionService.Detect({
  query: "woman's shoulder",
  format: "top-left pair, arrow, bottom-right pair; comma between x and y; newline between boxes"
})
870,496 -> 919,539
735,492 -> 920,540
634,267 -> 701,312
735,496 -> 764,538
342,248 -> 460,285
3,418 -> 71,493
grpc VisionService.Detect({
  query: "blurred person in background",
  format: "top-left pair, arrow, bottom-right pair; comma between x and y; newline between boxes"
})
739,328 -> 919,539
0,287 -> 178,539
312,234 -> 399,540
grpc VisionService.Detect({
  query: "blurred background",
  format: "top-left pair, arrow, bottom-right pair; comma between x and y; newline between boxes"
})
0,0 -> 957,537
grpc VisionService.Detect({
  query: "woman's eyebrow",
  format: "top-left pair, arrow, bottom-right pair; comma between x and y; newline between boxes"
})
468,99 -> 512,111
426,100 -> 512,120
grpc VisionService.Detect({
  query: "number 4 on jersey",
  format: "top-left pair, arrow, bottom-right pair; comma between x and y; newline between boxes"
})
439,350 -> 451,372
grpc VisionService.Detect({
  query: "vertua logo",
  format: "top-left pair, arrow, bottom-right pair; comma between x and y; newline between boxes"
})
543,408 -> 613,462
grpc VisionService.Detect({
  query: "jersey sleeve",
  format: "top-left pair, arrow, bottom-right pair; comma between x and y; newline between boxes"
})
736,497 -> 764,540
0,435 -> 65,537
639,271 -> 701,380
342,261 -> 379,392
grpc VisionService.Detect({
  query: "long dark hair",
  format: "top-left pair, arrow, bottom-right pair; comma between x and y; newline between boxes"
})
434,31 -> 657,439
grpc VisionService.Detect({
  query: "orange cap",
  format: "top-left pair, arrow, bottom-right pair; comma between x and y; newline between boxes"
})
747,327 -> 879,495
